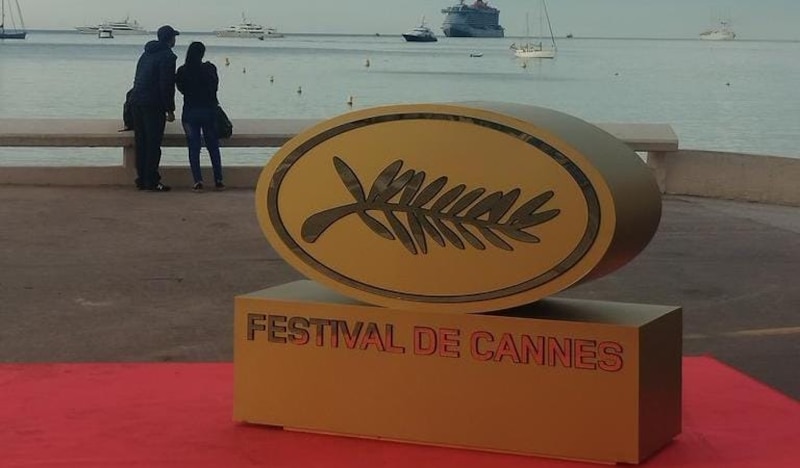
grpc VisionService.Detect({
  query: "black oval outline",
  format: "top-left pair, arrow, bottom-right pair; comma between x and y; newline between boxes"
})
265,113 -> 600,303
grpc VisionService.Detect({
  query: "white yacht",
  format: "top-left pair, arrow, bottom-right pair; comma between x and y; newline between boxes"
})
700,21 -> 736,41
215,15 -> 284,40
76,16 -> 148,35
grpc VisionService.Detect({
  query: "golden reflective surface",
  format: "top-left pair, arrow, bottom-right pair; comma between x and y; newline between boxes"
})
256,104 -> 660,312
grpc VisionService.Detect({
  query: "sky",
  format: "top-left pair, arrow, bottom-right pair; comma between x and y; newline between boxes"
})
12,0 -> 800,40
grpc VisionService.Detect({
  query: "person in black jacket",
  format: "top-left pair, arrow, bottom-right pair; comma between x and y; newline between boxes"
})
130,25 -> 180,192
176,41 -> 225,192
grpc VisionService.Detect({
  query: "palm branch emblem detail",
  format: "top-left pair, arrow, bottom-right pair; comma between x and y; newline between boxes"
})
300,157 -> 561,255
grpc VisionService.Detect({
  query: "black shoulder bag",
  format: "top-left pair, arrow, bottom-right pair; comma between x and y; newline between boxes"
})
215,106 -> 233,139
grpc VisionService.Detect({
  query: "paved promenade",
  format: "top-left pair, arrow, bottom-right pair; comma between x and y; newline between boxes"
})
0,186 -> 798,398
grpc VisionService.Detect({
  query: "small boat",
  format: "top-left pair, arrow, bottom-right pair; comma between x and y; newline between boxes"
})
75,16 -> 148,35
469,52 -> 483,57
214,13 -> 284,40
511,1 -> 557,59
97,27 -> 114,39
402,16 -> 437,42
0,0 -> 27,40
700,21 -> 736,41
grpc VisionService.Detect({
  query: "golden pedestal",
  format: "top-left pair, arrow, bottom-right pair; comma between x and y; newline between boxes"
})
238,103 -> 680,463
234,281 -> 681,464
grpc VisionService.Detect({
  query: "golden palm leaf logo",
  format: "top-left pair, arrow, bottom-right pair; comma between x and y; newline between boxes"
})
301,157 -> 561,255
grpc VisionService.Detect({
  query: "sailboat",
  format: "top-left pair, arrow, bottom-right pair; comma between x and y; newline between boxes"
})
510,0 -> 556,59
0,0 -> 27,39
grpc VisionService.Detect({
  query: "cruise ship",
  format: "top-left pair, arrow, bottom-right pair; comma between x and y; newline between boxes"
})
441,0 -> 504,38
75,16 -> 148,35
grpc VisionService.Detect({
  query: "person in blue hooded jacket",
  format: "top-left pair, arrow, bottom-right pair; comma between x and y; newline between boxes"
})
176,41 -> 225,192
130,25 -> 180,192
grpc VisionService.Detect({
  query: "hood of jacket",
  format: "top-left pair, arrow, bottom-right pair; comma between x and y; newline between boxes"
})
144,40 -> 170,54
131,40 -> 177,112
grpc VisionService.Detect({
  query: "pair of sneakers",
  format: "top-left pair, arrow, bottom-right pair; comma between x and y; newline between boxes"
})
192,181 -> 225,192
135,179 -> 171,192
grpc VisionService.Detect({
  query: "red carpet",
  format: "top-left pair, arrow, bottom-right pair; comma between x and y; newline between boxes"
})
1,357 -> 797,467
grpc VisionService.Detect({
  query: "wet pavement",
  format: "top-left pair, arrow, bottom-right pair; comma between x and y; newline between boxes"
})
0,186 -> 797,398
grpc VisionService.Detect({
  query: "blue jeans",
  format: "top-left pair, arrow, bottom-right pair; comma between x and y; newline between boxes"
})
181,107 -> 223,184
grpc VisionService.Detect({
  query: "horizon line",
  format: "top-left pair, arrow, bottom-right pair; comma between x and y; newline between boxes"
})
20,28 -> 800,42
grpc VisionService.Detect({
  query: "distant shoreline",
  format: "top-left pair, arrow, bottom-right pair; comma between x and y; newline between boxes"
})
20,29 -> 800,43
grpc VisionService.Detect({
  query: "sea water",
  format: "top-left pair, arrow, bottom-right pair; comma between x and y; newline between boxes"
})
1,32 -> 799,166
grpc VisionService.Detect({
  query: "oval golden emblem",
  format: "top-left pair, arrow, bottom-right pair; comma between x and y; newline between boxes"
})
256,103 -> 661,313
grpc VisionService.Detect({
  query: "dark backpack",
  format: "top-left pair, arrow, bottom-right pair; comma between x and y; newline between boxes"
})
122,88 -> 134,130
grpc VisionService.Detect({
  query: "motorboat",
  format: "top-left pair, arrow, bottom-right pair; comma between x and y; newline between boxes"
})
215,14 -> 284,39
98,27 -> 114,39
402,16 -> 437,42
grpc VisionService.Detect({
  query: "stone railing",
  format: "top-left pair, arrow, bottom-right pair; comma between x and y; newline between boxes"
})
1,118 -> 798,206
0,119 -> 317,187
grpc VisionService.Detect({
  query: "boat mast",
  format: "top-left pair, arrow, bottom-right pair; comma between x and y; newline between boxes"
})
525,12 -> 530,39
538,1 -> 543,44
1,0 -> 26,33
15,0 -> 26,31
543,0 -> 556,49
